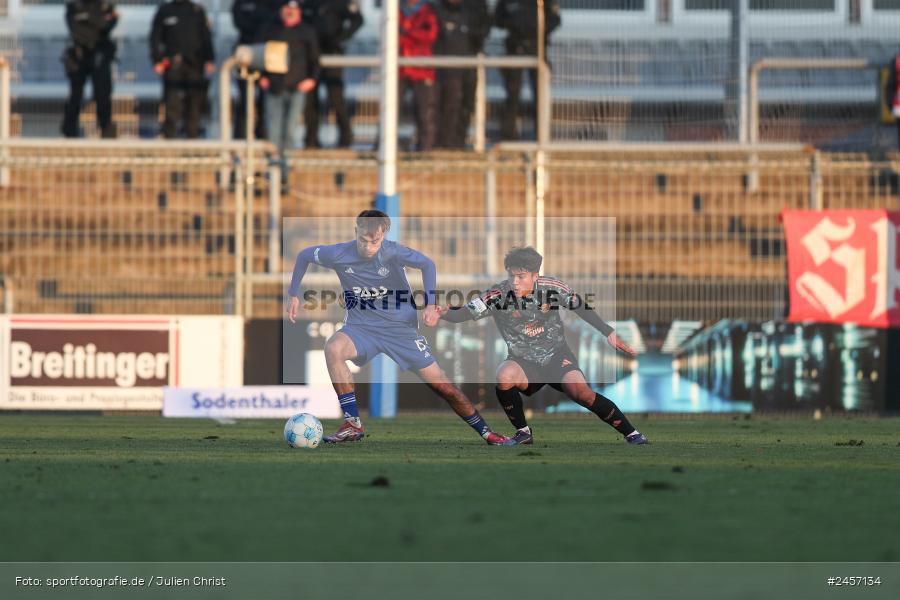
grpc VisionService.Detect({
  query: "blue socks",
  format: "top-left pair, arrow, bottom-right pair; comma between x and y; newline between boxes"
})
338,392 -> 360,423
463,411 -> 491,438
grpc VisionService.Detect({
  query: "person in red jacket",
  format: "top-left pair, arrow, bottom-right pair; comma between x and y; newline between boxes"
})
886,54 -> 900,150
399,0 -> 438,151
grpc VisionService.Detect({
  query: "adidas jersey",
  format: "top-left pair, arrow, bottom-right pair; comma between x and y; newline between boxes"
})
289,240 -> 436,328
465,276 -> 584,365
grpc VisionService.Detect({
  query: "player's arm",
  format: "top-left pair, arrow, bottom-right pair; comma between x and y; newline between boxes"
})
573,302 -> 635,355
551,279 -> 636,357
286,245 -> 335,323
394,244 -> 439,323
428,290 -> 496,327
437,305 -> 475,323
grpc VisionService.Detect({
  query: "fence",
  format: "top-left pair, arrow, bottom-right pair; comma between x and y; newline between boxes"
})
0,138 -> 271,315
3,140 -> 897,323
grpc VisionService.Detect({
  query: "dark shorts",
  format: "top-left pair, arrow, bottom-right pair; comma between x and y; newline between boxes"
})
507,345 -> 584,396
339,323 -> 436,372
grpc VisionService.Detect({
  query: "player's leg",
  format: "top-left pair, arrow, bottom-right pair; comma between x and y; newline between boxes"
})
495,360 -> 534,445
559,370 -> 648,444
322,331 -> 366,443
416,361 -> 510,445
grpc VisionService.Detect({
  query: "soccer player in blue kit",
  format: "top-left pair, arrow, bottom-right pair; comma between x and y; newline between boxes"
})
287,210 -> 510,445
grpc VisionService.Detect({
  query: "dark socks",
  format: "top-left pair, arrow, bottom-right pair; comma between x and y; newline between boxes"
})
588,393 -> 635,436
495,386 -> 528,430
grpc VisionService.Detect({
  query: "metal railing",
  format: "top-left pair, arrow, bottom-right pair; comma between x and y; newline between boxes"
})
747,57 -> 876,144
0,138 -> 272,316
0,56 -> 9,187
2,141 -> 898,321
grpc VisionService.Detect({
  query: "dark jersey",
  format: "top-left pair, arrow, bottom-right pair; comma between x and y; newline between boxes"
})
289,240 -> 436,329
304,0 -> 364,53
66,0 -> 117,53
150,0 -> 214,80
493,0 -> 560,54
261,20 -> 320,93
463,276 -> 611,365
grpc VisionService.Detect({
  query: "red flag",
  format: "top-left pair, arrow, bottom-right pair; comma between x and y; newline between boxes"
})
782,210 -> 900,328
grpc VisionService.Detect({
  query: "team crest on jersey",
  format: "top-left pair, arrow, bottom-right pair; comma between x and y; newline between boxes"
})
511,310 -> 522,318
561,358 -> 573,367
540,303 -> 551,313
377,266 -> 390,277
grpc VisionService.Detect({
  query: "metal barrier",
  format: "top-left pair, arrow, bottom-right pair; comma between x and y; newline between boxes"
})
2,141 -> 898,322
0,56 -> 9,187
244,144 -> 899,323
0,138 -> 271,315
748,58 -> 876,145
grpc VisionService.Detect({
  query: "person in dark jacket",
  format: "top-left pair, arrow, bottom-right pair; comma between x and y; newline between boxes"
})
302,0 -> 363,148
61,0 -> 118,138
493,0 -> 560,140
260,0 -> 320,174
433,0 -> 489,148
150,0 -> 215,138
886,54 -> 900,150
232,0 -> 272,139
399,0 -> 439,151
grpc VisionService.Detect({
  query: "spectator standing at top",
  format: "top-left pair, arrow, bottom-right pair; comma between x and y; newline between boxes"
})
150,0 -> 215,138
399,0 -> 439,151
433,0 -> 490,148
493,0 -> 560,140
61,0 -> 118,138
232,0 -> 273,139
259,0 -> 320,181
302,0 -> 363,148
887,53 -> 900,150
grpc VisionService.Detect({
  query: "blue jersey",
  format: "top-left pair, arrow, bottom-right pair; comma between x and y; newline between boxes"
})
288,240 -> 437,328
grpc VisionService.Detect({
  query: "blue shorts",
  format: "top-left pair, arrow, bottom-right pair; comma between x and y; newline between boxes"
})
339,323 -> 436,372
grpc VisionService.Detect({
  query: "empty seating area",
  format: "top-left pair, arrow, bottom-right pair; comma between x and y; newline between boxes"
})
0,146 -> 897,320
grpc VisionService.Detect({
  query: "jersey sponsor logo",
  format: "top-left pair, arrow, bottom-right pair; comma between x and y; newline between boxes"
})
163,16 -> 178,25
523,321 -> 545,337
350,286 -> 389,300
377,266 -> 390,277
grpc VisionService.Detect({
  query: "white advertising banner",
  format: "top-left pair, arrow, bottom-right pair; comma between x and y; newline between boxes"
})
0,315 -> 243,411
163,386 -> 342,419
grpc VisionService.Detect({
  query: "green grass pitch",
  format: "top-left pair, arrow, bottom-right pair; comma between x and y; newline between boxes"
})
2,413 -> 899,562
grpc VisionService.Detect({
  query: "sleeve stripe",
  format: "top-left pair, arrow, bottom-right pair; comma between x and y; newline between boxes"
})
538,277 -> 572,293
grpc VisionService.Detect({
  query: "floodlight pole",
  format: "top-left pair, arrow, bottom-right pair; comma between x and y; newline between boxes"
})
371,0 -> 400,418
729,0 -> 749,143
243,68 -> 260,317
535,0 -> 547,268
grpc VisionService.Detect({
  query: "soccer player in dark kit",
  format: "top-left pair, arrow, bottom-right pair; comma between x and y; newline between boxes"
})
287,210 -> 510,445
427,245 -> 649,446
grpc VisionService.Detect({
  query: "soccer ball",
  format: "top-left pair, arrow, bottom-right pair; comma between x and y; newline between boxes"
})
284,413 -> 324,449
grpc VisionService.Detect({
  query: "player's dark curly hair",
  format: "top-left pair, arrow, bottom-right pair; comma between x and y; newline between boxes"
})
356,209 -> 391,235
504,246 -> 543,273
